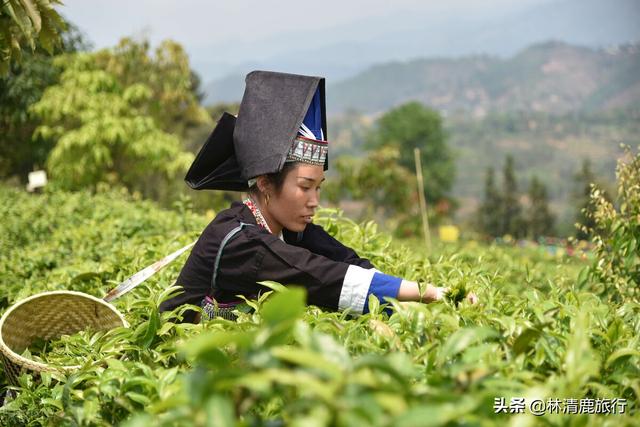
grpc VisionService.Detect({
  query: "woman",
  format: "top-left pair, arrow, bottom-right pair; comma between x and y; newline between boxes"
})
159,71 -> 476,323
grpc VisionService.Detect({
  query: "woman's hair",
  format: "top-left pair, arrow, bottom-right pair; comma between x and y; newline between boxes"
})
248,162 -> 298,197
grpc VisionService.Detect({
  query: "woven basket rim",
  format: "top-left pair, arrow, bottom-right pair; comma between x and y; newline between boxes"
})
0,290 -> 128,373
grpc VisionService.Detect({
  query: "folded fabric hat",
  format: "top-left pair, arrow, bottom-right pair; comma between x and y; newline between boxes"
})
184,70 -> 328,192
183,112 -> 247,191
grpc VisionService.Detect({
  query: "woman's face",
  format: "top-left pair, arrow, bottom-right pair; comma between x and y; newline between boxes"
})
267,163 -> 325,233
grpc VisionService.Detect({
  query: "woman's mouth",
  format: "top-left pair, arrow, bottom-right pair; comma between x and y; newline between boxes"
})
303,215 -> 313,223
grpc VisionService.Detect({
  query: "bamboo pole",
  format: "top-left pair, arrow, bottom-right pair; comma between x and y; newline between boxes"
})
414,148 -> 431,252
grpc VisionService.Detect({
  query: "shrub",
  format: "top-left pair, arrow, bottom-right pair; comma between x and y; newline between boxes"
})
582,145 -> 640,303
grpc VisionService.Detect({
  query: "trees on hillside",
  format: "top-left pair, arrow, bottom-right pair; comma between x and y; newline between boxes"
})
324,146 -> 416,219
326,101 -> 455,235
527,176 -> 555,239
30,53 -> 193,195
92,38 -> 210,139
476,154 -> 621,240
478,167 -> 502,237
0,23 -> 88,180
29,38 -> 210,198
0,50 -> 59,179
501,155 -> 525,238
477,156 -> 555,239
366,102 -> 454,205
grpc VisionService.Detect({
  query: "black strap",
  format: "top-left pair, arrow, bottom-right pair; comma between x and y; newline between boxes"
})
210,222 -> 254,295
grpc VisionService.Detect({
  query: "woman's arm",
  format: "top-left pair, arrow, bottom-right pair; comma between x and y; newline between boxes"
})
283,224 -> 375,268
217,228 -> 477,316
285,224 -> 479,306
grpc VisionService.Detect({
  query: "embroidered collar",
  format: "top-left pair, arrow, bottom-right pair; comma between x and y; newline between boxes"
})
243,197 -> 284,241
243,197 -> 271,232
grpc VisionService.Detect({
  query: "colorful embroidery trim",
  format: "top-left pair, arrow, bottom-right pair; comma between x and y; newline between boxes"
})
243,197 -> 273,233
286,137 -> 328,166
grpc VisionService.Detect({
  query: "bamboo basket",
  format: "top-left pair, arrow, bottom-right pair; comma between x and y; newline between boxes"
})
0,291 -> 127,386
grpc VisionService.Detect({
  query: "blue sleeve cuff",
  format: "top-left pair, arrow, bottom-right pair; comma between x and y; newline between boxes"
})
363,272 -> 402,314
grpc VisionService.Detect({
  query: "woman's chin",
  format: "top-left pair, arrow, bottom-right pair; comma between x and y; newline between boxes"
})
286,221 -> 308,233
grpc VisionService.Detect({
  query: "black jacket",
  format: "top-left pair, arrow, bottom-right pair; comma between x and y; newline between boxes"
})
159,202 -> 374,322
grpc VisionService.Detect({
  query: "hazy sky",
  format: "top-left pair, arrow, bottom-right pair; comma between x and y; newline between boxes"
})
62,0 -> 553,52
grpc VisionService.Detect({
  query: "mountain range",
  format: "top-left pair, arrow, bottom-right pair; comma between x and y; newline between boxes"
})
201,0 -> 640,108
328,41 -> 640,115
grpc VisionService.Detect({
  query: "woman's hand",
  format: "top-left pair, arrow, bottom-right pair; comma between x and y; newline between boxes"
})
397,281 -> 479,305
424,285 -> 448,302
427,286 -> 479,305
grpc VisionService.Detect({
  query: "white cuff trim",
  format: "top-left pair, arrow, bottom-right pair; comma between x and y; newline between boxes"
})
339,265 -> 375,314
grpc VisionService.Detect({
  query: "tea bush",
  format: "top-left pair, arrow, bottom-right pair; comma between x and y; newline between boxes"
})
0,184 -> 638,426
583,145 -> 640,303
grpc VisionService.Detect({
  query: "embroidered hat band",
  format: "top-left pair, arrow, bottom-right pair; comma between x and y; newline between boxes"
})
286,136 -> 328,166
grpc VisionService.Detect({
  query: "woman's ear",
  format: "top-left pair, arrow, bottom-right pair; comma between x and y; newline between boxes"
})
256,175 -> 271,195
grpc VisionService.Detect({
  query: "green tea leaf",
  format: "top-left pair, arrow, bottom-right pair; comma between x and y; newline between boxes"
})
605,348 -> 640,369
438,327 -> 500,363
512,328 -> 541,355
138,308 -> 161,349
271,346 -> 342,379
126,391 -> 151,406
261,287 -> 306,326
205,395 -> 235,427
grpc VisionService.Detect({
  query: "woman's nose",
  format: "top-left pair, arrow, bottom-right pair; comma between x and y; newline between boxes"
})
308,191 -> 319,208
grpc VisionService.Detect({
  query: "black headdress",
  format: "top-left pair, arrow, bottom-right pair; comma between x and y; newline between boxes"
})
185,70 -> 328,191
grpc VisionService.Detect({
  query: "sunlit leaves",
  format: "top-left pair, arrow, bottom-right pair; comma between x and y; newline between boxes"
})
30,52 -> 194,193
0,0 -> 66,75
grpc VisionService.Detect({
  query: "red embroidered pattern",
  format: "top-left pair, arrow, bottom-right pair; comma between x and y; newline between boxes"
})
243,197 -> 272,233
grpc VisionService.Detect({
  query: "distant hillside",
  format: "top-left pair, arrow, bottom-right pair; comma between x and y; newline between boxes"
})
328,41 -> 640,115
446,110 -> 640,232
